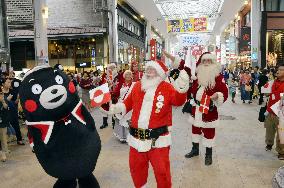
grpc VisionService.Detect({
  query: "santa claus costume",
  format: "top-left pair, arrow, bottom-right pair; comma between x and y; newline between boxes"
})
99,63 -> 123,129
130,61 -> 143,82
173,52 -> 228,166
110,60 -> 189,188
112,70 -> 135,143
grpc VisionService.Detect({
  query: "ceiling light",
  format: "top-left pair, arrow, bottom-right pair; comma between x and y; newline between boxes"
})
244,0 -> 249,5
140,15 -> 144,18
155,29 -> 158,32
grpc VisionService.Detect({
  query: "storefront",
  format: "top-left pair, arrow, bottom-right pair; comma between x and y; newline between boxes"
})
117,1 -> 146,69
261,12 -> 284,68
9,29 -> 107,72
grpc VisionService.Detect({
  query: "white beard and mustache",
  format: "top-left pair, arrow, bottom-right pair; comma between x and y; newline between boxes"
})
196,63 -> 221,89
141,74 -> 163,91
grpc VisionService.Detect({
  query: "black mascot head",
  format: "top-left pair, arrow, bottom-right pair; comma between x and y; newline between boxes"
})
20,64 -> 78,121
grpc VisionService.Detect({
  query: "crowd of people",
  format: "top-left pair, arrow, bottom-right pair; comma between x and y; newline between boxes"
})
223,66 -> 276,105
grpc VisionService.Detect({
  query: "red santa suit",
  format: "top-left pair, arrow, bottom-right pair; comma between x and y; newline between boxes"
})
188,74 -> 228,147
111,60 -> 189,188
174,52 -> 228,165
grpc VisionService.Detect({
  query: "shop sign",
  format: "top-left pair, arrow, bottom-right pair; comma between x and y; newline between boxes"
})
179,34 -> 209,46
75,62 -> 91,68
150,39 -> 157,61
167,17 -> 207,33
240,27 -> 251,52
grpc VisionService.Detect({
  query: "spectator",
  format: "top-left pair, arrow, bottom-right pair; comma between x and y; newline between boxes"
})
229,78 -> 238,103
0,87 -> 9,162
2,78 -> 25,145
264,63 -> 284,160
240,70 -> 251,103
258,69 -> 269,105
79,72 -> 93,110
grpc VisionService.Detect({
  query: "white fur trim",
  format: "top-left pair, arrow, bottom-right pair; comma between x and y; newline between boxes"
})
138,86 -> 157,129
173,57 -> 181,69
191,75 -> 197,80
145,61 -> 167,79
196,86 -> 205,101
23,64 -> 50,80
141,183 -> 147,188
213,92 -> 225,107
168,126 -> 172,132
127,134 -> 171,152
202,136 -> 216,147
192,133 -> 201,143
201,53 -> 217,63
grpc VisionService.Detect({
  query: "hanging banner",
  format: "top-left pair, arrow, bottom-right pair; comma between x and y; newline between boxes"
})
239,27 -> 251,53
150,39 -> 157,61
167,17 -> 208,33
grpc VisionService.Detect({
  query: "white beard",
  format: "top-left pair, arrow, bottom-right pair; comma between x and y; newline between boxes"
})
141,75 -> 162,91
196,63 -> 221,88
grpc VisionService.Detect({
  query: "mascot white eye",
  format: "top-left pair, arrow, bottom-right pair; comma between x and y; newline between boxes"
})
55,75 -> 63,84
32,84 -> 42,95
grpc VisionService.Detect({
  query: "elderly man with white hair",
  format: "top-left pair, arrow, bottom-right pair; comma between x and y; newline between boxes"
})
164,51 -> 228,166
110,60 -> 189,188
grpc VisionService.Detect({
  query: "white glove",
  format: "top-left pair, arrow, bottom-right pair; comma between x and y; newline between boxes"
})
173,70 -> 189,93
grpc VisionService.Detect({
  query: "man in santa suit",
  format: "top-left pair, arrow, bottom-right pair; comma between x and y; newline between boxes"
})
130,61 -> 143,82
165,51 -> 228,166
99,63 -> 123,129
110,60 -> 189,188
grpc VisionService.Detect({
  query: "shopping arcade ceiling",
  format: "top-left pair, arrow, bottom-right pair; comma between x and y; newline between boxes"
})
154,0 -> 224,32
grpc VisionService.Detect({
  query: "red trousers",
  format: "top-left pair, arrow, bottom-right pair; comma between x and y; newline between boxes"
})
192,125 -> 215,147
129,147 -> 171,188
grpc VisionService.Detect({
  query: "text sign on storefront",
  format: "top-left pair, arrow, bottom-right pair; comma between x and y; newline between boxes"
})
150,39 -> 157,61
75,62 -> 91,68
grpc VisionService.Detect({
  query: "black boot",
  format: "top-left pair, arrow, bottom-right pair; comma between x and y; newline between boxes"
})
205,147 -> 213,166
53,179 -> 77,188
185,142 -> 199,158
78,174 -> 100,188
100,117 -> 108,129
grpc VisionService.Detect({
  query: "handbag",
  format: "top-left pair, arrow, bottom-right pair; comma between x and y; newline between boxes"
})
245,84 -> 252,92
182,100 -> 192,114
258,105 -> 267,122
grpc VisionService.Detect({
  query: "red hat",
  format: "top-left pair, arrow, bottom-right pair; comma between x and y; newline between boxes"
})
145,60 -> 168,79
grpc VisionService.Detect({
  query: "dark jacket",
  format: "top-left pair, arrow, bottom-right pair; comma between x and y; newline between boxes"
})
0,103 -> 9,128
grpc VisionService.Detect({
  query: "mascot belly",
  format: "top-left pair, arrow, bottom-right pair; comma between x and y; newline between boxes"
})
19,64 -> 101,188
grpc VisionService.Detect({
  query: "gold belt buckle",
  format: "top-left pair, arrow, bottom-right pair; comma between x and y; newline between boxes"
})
138,128 -> 146,141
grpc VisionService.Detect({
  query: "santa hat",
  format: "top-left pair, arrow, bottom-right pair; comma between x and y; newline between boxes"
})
145,60 -> 168,79
191,52 -> 216,80
123,70 -> 133,78
23,64 -> 51,80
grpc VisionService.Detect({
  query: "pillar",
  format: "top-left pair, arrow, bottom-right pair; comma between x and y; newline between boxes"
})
0,0 -> 10,71
108,0 -> 118,64
33,0 -> 49,65
251,0 -> 261,67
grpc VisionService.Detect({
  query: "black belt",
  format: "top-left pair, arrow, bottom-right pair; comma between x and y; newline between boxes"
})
129,126 -> 168,141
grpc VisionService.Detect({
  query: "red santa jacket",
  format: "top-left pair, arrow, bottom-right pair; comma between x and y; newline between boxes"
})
123,81 -> 187,129
188,74 -> 228,126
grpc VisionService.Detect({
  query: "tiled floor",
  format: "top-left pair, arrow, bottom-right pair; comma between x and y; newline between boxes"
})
0,98 -> 283,188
